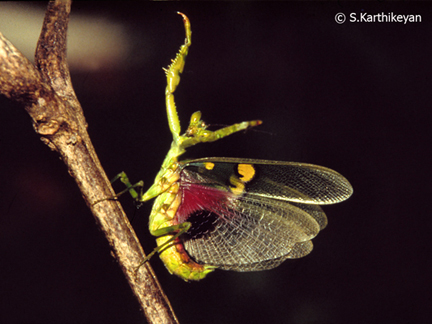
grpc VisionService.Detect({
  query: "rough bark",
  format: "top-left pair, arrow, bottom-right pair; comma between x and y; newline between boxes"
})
0,1 -> 179,323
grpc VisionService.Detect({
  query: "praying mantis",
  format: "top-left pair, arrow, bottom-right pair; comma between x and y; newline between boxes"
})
111,13 -> 353,281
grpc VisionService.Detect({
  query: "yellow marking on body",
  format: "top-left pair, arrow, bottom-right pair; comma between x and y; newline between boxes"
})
204,162 -> 215,170
149,182 -> 181,232
165,192 -> 182,220
237,164 -> 255,182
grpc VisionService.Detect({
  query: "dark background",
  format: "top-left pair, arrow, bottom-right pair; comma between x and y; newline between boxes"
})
1,2 -> 430,323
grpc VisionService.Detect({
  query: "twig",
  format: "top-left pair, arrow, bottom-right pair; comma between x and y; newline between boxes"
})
0,1 -> 179,323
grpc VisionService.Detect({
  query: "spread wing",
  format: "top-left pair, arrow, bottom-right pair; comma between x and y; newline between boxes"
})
176,158 -> 352,271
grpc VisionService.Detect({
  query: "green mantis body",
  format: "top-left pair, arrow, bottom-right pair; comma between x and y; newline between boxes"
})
117,13 -> 262,280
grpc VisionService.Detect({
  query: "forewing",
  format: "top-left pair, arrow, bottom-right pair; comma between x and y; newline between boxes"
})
185,157 -> 353,205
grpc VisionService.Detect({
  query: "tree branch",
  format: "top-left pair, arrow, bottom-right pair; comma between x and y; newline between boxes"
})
0,1 -> 179,323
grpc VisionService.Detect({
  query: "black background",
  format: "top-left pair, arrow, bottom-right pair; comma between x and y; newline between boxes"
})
1,2 -> 430,324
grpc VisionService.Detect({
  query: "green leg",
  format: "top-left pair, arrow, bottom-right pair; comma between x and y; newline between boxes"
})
181,116 -> 262,148
159,13 -> 263,165
110,171 -> 144,202
163,12 -> 192,143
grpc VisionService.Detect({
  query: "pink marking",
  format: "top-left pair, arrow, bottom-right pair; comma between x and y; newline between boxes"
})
175,182 -> 233,224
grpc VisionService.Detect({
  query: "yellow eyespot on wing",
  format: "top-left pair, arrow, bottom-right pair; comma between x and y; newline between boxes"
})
237,164 -> 256,182
228,164 -> 256,195
204,162 -> 215,170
